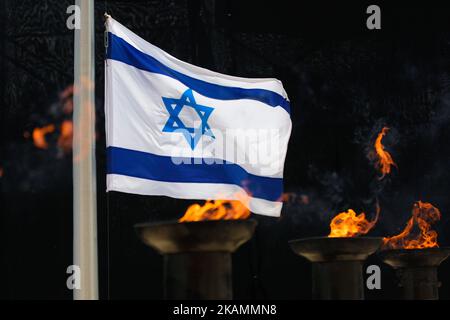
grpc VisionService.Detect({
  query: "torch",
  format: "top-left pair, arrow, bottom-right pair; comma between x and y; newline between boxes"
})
379,201 -> 450,300
135,198 -> 257,300
290,208 -> 382,299
290,126 -> 396,299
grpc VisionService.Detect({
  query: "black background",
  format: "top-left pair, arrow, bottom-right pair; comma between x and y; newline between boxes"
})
1,0 -> 450,300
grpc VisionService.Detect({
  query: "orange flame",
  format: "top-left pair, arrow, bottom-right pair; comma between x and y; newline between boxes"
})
383,201 -> 441,249
0,167 -> 3,178
328,205 -> 379,238
372,127 -> 396,179
32,124 -> 55,149
179,195 -> 250,222
57,120 -> 73,153
32,121 -> 73,153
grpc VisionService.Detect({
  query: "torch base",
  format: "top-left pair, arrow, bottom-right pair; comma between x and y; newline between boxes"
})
312,261 -> 365,300
165,252 -> 232,300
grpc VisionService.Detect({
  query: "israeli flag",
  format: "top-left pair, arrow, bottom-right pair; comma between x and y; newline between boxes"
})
105,17 -> 292,216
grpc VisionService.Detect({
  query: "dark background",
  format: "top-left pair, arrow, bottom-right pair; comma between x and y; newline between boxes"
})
1,0 -> 450,299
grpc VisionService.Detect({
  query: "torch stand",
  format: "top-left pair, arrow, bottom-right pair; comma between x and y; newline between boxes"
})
289,237 -> 383,300
136,219 -> 257,300
379,248 -> 450,300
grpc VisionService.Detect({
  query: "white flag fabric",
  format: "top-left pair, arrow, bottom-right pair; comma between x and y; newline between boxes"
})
105,17 -> 292,216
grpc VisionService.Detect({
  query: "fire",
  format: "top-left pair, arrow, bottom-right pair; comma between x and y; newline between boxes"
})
32,124 -> 55,149
328,206 -> 379,238
179,196 -> 250,222
371,127 -> 396,179
57,120 -> 73,153
29,85 -> 75,154
383,201 -> 441,249
31,121 -> 73,153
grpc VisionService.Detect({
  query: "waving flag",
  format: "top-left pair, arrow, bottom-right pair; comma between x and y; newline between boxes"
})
105,17 -> 292,216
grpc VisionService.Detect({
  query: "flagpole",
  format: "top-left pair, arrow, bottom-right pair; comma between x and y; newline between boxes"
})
73,0 -> 99,300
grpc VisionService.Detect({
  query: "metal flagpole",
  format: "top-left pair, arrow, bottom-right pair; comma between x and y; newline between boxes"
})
73,0 -> 99,300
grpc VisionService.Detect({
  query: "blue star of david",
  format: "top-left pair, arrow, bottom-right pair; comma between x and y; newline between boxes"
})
162,89 -> 215,149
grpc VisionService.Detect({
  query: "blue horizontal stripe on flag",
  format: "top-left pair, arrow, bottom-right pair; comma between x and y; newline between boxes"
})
107,146 -> 283,202
107,32 -> 291,115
